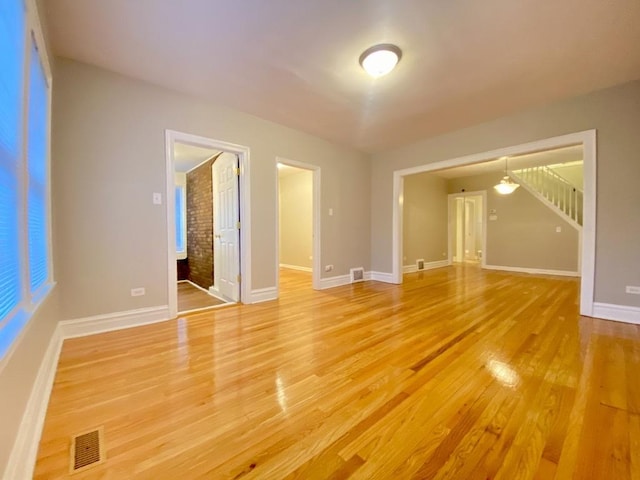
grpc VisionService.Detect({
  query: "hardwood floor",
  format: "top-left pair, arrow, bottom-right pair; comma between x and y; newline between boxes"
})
34,266 -> 640,479
177,281 -> 227,312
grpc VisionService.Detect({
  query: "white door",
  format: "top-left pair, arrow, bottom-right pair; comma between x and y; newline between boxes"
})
212,153 -> 240,302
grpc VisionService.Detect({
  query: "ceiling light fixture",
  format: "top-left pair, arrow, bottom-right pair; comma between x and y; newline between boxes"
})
359,44 -> 402,78
494,157 -> 520,195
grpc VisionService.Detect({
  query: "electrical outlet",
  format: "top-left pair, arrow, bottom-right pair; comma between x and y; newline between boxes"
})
131,287 -> 145,297
556,226 -> 562,233
152,193 -> 162,205
324,265 -> 333,272
626,286 -> 640,295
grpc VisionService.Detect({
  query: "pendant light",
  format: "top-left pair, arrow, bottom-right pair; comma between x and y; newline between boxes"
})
493,157 -> 519,195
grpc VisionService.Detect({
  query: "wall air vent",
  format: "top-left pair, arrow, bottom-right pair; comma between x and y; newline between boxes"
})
350,267 -> 365,283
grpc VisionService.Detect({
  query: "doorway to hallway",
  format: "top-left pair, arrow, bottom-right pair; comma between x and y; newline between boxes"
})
449,192 -> 486,266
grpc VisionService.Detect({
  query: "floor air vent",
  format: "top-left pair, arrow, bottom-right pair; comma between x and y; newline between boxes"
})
417,259 -> 425,271
350,267 -> 365,283
70,427 -> 105,474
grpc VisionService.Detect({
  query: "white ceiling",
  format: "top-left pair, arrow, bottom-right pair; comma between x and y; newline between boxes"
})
42,0 -> 640,153
174,143 -> 220,173
429,145 -> 583,179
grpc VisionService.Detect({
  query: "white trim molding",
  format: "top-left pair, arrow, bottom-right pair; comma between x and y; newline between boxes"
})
483,265 -> 580,277
593,303 -> 640,324
178,280 -> 228,304
4,327 -> 63,480
403,260 -> 450,274
392,129 -> 596,316
279,263 -> 313,273
319,274 -> 351,290
369,271 -> 396,283
249,287 -> 278,304
59,306 -> 170,339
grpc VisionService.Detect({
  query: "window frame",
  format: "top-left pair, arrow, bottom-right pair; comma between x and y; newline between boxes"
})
0,0 -> 54,371
175,172 -> 187,260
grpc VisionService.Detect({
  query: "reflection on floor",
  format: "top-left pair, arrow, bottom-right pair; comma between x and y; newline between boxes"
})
177,281 -> 226,312
36,266 -> 640,478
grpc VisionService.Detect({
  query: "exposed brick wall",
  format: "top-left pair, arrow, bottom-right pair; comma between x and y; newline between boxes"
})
186,158 -> 214,289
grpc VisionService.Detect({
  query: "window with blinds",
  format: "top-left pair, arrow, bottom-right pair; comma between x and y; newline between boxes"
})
28,41 -> 49,295
176,185 -> 187,259
0,0 -> 52,362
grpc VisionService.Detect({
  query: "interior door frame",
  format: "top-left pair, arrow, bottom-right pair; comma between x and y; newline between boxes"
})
275,157 -> 321,293
165,130 -> 252,318
447,191 -> 487,267
392,129 -> 596,316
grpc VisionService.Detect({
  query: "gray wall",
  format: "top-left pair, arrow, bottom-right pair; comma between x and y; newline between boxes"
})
371,79 -> 640,307
448,173 -> 579,271
549,164 -> 583,188
402,173 -> 448,266
279,170 -> 313,269
53,58 -> 371,319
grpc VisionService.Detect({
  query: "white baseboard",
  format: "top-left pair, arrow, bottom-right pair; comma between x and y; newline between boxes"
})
403,260 -> 449,273
59,305 -> 171,339
593,303 -> 640,324
483,265 -> 580,277
4,326 -> 64,480
249,287 -> 278,304
179,279 -> 212,294
279,263 -> 312,273
319,274 -> 351,289
369,271 -> 397,284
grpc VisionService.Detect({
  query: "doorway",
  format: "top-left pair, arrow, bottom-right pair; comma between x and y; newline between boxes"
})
173,145 -> 229,313
275,158 -> 321,295
449,192 -> 485,266
391,130 -> 596,316
165,130 -> 251,317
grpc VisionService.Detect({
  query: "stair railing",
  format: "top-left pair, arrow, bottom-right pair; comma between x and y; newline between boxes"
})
510,166 -> 582,227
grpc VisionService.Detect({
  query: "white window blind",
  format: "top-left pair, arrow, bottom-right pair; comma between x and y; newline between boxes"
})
0,0 -> 25,355
27,40 -> 49,294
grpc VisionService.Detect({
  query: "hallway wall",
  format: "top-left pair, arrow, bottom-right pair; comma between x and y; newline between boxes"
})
186,158 -> 215,289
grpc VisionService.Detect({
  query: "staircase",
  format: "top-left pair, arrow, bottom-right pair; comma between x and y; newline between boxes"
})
509,165 -> 583,228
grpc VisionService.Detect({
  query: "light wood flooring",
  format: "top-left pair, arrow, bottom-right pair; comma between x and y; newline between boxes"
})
34,266 -> 640,479
177,281 -> 227,312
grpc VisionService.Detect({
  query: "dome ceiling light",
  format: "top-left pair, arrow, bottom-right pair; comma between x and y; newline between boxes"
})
359,44 -> 402,78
